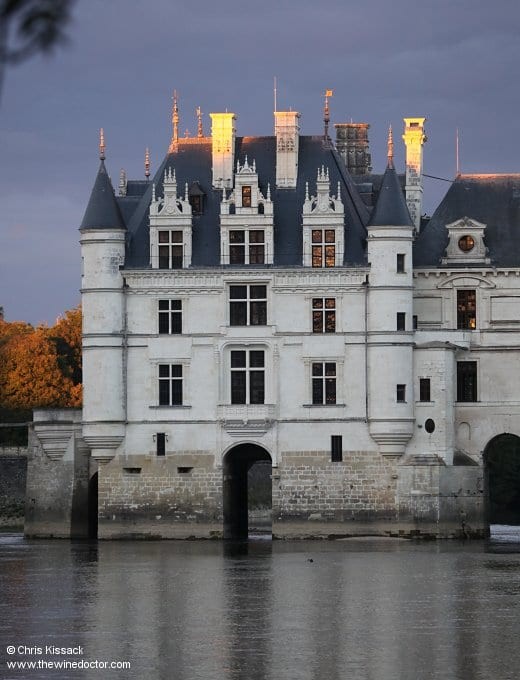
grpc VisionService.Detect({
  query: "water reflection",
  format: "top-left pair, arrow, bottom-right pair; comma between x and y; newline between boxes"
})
1,533 -> 520,680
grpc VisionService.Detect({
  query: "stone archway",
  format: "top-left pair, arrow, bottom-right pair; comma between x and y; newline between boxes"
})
484,434 -> 520,525
222,443 -> 272,539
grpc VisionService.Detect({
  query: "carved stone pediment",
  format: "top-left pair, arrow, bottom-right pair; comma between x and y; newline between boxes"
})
441,217 -> 490,265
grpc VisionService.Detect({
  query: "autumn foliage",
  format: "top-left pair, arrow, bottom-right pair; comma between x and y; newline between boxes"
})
0,306 -> 82,410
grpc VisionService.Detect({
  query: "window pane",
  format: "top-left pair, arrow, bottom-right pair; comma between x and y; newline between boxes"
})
250,371 -> 265,404
325,230 -> 335,243
312,246 -> 323,268
250,230 -> 264,243
158,246 -> 169,269
325,363 -> 336,376
171,300 -> 182,311
159,365 -> 169,377
171,312 -> 182,334
230,301 -> 247,326
171,246 -> 183,268
313,310 -> 323,333
231,351 -> 246,368
325,378 -> 336,404
249,245 -> 265,264
159,381 -> 170,405
158,313 -> 169,334
171,231 -> 183,243
325,298 -> 335,309
312,363 -> 323,377
312,230 -> 322,243
158,231 -> 169,243
230,245 -> 245,264
250,285 -> 267,299
158,299 -> 169,310
230,285 -> 246,299
242,185 -> 252,208
312,298 -> 323,309
325,311 -> 336,333
231,372 -> 246,404
312,378 -> 323,404
230,230 -> 245,243
325,245 -> 335,267
250,301 -> 267,325
250,351 -> 265,368
171,380 -> 183,405
171,365 -> 182,378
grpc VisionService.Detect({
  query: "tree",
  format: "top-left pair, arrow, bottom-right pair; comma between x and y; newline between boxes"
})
0,305 -> 82,412
0,0 -> 76,104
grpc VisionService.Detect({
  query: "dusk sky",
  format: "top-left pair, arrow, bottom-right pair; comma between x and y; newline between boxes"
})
0,0 -> 519,325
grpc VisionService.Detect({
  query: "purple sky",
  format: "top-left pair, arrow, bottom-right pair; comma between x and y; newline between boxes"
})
1,0 -> 519,324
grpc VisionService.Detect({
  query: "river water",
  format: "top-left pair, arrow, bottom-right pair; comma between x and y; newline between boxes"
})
1,528 -> 520,680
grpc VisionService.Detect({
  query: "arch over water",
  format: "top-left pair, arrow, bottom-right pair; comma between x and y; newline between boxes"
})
222,443 -> 272,539
484,434 -> 520,525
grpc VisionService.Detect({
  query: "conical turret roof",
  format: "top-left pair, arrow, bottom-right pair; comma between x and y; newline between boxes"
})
80,161 -> 126,230
368,162 -> 413,228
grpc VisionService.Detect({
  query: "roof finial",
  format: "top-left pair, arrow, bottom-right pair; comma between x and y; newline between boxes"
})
323,89 -> 333,140
196,106 -> 204,138
387,125 -> 394,167
169,90 -> 179,152
144,147 -> 151,179
99,128 -> 106,160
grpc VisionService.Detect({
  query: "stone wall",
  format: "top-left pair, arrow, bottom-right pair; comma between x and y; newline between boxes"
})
0,448 -> 27,528
273,449 -> 399,538
98,452 -> 223,539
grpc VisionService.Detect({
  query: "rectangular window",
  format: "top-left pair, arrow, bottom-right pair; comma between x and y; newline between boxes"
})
396,384 -> 406,402
312,229 -> 335,268
397,253 -> 405,273
158,364 -> 183,406
331,435 -> 343,462
457,290 -> 476,330
312,362 -> 337,405
229,230 -> 265,265
396,312 -> 406,331
156,432 -> 166,457
457,361 -> 477,402
413,315 -> 418,330
312,298 -> 336,333
158,230 -> 183,269
230,350 -> 265,404
242,185 -> 252,208
229,284 -> 267,326
158,299 -> 182,334
419,378 -> 431,402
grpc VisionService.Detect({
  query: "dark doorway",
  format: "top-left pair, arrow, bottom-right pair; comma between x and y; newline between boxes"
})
88,472 -> 98,539
484,434 -> 520,525
223,444 -> 272,539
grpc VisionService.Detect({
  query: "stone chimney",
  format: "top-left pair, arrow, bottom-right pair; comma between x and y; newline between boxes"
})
334,123 -> 372,175
402,117 -> 427,231
210,112 -> 236,189
274,111 -> 300,188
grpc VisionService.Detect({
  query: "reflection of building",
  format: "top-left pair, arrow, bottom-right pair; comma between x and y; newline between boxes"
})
25,102 -> 520,539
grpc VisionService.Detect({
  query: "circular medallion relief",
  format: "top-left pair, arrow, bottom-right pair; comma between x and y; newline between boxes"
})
458,235 -> 475,252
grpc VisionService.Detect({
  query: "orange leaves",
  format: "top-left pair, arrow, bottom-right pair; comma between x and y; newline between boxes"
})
0,306 -> 82,410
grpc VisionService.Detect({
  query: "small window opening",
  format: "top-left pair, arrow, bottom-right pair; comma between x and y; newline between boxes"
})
419,378 -> 431,402
396,384 -> 406,402
156,432 -> 166,457
425,419 -> 435,434
397,312 -> 406,331
331,435 -> 343,462
177,466 -> 193,474
123,467 -> 142,474
397,253 -> 405,273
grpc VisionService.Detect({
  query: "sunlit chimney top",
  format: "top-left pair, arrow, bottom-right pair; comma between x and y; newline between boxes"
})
145,147 -> 151,179
196,106 -> 204,138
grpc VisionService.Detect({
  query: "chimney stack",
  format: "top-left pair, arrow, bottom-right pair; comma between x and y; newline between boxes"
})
334,123 -> 372,175
274,111 -> 300,188
210,112 -> 236,189
402,117 -> 427,231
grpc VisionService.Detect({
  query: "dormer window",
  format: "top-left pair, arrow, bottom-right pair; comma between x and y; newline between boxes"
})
188,181 -> 205,216
302,167 -> 344,267
442,218 -> 489,265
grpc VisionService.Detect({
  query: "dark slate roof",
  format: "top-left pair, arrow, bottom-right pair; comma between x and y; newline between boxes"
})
352,172 -> 405,208
116,136 -> 371,268
414,174 -> 520,267
80,161 -> 125,230
368,163 -> 413,227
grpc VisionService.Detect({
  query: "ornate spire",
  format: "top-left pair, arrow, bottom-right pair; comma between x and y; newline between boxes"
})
99,128 -> 106,160
196,106 -> 204,138
387,125 -> 394,167
144,147 -> 151,179
323,89 -> 333,140
168,90 -> 179,152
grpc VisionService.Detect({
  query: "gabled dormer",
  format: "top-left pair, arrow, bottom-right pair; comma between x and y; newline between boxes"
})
302,166 -> 344,267
441,217 -> 490,265
149,167 -> 193,269
220,157 -> 274,265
